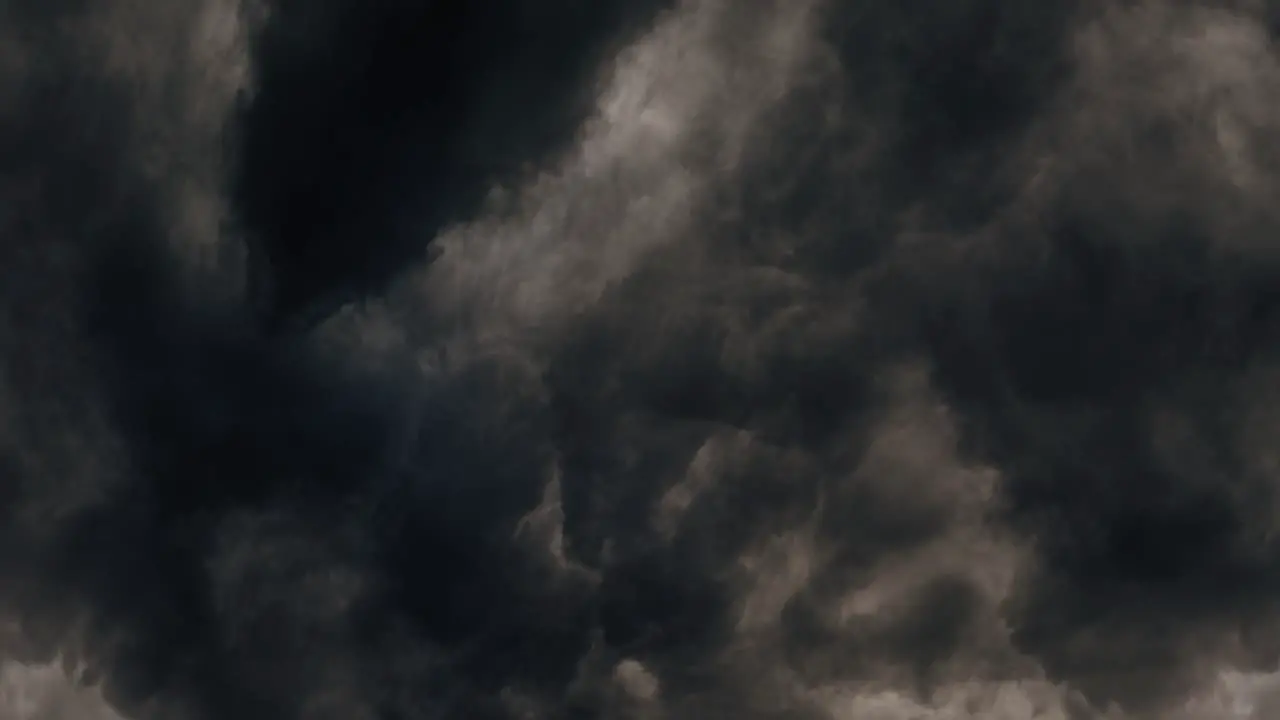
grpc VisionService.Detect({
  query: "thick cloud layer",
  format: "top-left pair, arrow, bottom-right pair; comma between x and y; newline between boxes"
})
8,0 -> 1280,718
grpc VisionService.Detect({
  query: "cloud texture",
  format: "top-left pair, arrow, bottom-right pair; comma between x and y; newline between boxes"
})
7,0 -> 1280,718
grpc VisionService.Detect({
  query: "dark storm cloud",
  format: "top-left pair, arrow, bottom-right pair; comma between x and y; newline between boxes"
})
889,5 -> 1280,713
230,0 -> 677,331
11,0 -> 1280,719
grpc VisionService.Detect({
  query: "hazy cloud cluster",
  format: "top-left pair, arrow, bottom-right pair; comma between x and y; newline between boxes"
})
7,0 -> 1280,718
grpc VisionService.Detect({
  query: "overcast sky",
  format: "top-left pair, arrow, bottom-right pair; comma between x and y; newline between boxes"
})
7,0 -> 1280,718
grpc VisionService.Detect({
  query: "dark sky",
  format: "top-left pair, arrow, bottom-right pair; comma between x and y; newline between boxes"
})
6,0 -> 1280,718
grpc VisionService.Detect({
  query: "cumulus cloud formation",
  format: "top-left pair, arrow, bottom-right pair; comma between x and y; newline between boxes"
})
8,0 -> 1280,718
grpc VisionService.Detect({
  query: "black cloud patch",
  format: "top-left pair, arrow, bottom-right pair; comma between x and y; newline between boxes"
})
231,0 -> 676,331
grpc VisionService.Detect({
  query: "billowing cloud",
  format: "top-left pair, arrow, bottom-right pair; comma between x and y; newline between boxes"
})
7,0 -> 1280,719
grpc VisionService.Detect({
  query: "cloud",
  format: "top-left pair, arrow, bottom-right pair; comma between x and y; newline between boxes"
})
0,659 -> 125,720
9,0 -> 1280,718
